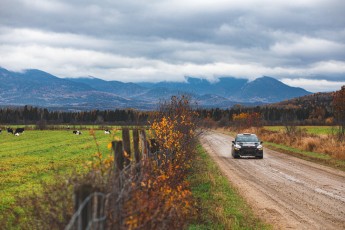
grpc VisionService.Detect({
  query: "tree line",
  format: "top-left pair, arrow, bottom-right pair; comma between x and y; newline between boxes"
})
0,105 -> 337,126
0,106 -> 150,125
198,105 -> 333,126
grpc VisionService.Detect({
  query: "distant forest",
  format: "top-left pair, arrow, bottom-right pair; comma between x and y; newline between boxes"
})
0,98 -> 334,127
0,106 -> 150,125
199,105 -> 333,126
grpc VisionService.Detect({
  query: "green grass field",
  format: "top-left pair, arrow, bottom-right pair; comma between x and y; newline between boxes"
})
264,126 -> 338,135
0,129 -> 120,212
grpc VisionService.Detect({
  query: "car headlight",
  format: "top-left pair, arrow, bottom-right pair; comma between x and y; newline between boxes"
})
257,145 -> 263,150
234,144 -> 241,150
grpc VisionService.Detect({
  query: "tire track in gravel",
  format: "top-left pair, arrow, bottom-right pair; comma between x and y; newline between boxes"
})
200,130 -> 345,230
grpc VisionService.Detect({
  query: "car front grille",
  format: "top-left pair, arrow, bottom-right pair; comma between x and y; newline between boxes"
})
240,147 -> 257,156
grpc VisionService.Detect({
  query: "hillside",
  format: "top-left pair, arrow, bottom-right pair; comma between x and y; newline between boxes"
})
270,92 -> 333,109
0,67 -> 312,110
234,76 -> 310,102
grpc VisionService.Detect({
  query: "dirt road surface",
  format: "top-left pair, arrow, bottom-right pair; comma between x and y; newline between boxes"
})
200,130 -> 345,230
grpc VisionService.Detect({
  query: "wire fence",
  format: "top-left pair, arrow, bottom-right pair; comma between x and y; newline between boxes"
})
65,128 -> 165,230
65,192 -> 108,230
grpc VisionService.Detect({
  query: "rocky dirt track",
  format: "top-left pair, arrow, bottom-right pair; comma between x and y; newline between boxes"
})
200,131 -> 345,230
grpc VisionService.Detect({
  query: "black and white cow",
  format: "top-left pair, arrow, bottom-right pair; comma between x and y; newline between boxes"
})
14,128 -> 24,135
104,129 -> 111,134
7,128 -> 13,134
73,130 -> 82,135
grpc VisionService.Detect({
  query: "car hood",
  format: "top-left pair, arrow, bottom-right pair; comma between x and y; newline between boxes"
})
238,142 -> 260,147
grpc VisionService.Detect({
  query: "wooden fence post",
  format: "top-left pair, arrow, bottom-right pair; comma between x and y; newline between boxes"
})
139,130 -> 149,159
111,140 -> 125,228
122,128 -> 131,166
112,140 -> 124,171
91,193 -> 104,230
133,129 -> 140,163
74,184 -> 93,230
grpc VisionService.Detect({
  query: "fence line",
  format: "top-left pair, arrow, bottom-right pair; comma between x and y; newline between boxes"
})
65,192 -> 107,230
66,128 -> 158,229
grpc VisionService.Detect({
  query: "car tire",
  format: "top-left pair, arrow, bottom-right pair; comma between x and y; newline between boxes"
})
256,155 -> 263,159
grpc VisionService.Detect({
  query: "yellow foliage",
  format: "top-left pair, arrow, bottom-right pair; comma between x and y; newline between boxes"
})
233,112 -> 249,120
124,96 -> 197,229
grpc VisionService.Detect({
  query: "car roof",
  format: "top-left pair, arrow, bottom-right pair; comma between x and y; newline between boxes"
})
235,133 -> 259,142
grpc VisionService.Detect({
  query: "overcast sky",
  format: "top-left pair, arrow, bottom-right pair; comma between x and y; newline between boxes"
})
0,0 -> 344,92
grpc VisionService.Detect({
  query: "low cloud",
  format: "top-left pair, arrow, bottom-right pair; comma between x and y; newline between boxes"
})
281,78 -> 345,92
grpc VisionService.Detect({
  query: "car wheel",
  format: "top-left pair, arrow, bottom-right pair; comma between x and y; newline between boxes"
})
233,154 -> 240,159
256,155 -> 263,159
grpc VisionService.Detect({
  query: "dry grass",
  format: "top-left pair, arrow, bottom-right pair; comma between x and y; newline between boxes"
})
302,137 -> 319,152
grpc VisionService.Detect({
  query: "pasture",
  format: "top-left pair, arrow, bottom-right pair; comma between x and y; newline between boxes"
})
264,126 -> 338,135
0,129 -> 120,212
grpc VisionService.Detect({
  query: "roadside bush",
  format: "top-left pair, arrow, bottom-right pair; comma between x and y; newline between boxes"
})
200,117 -> 217,129
302,137 -> 319,152
217,116 -> 229,127
232,112 -> 262,130
333,146 -> 345,159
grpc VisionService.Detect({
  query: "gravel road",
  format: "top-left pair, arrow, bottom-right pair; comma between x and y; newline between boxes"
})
200,130 -> 345,230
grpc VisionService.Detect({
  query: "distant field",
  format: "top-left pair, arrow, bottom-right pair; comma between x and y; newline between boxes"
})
264,126 -> 338,135
0,129 -> 120,212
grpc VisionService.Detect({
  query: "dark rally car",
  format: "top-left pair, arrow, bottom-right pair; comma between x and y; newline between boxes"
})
231,133 -> 263,159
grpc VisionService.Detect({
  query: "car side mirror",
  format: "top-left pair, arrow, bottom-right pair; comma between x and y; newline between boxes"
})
260,141 -> 263,144
232,141 -> 235,144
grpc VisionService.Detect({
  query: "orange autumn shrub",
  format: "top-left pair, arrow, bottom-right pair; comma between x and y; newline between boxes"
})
111,95 -> 197,229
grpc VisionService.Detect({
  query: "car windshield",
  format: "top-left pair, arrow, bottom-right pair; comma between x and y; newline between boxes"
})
236,135 -> 259,142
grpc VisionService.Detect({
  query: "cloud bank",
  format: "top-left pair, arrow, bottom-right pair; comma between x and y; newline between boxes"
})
0,0 -> 344,92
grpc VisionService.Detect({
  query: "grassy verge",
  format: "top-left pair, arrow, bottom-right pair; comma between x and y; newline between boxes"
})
265,142 -> 345,171
188,144 -> 270,230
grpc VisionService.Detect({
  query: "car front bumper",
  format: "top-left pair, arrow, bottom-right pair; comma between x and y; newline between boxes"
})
234,148 -> 263,157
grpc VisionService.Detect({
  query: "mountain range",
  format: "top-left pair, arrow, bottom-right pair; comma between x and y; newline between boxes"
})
0,67 -> 311,110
